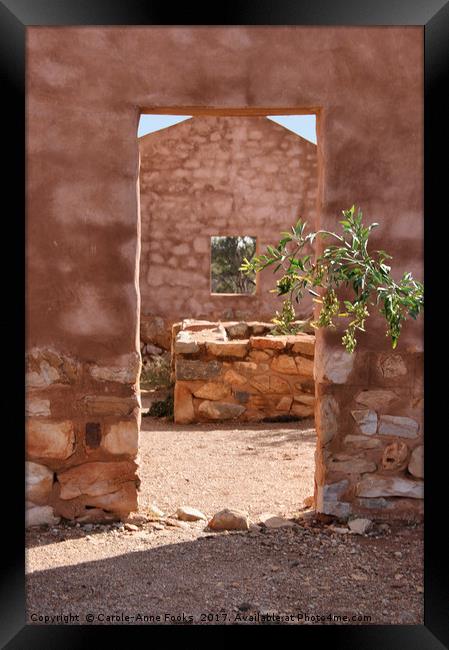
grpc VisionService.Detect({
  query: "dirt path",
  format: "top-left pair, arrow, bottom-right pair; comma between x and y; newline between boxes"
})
26,418 -> 423,625
137,418 -> 316,519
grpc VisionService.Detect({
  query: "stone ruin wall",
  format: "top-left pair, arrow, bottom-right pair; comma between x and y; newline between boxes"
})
26,349 -> 141,526
172,321 -> 316,424
26,27 -> 423,526
139,115 -> 318,351
314,339 -> 423,520
172,321 -> 424,520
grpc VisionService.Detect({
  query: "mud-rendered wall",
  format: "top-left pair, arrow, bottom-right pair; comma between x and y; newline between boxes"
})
139,115 -> 318,345
26,27 -> 423,525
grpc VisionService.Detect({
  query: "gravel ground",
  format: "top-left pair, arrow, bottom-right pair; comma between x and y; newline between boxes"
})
26,417 -> 423,626
137,417 -> 316,519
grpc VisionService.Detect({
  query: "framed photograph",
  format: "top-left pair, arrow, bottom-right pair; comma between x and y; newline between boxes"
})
2,0 -> 447,646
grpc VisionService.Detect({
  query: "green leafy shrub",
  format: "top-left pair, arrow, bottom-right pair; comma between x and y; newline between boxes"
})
139,352 -> 172,390
241,206 -> 423,352
148,391 -> 174,418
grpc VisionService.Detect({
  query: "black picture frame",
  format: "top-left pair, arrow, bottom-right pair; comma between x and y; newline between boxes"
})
1,0 -> 447,646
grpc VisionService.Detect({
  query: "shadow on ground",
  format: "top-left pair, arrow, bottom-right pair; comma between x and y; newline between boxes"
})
26,524 -> 424,625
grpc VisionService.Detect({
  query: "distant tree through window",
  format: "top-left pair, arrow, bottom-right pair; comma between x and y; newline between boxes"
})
210,236 -> 257,295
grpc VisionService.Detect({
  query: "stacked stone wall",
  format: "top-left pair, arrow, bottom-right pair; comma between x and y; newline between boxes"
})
26,348 -> 141,525
173,321 -> 315,424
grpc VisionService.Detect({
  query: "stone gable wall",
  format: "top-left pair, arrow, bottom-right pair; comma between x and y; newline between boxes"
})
138,115 -> 318,349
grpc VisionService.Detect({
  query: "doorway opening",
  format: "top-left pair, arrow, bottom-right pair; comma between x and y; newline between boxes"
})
137,108 -> 320,527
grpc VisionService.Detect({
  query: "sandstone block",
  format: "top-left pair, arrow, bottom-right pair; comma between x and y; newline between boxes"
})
408,445 -> 424,478
355,389 -> 397,410
83,482 -> 138,514
291,334 -> 315,355
348,518 -> 372,535
381,441 -> 409,470
262,516 -> 296,529
329,457 -> 377,474
293,394 -> 315,406
223,370 -> 247,387
174,331 -> 200,354
276,396 -> 293,411
250,336 -> 286,350
102,420 -> 139,456
83,395 -> 139,416
57,461 -> 137,500
176,359 -> 221,381
193,382 -> 231,401
295,356 -> 315,376
208,508 -> 249,531
356,475 -> 424,499
89,353 -> 140,384
174,383 -> 195,424
250,375 -> 270,393
206,341 -> 248,358
291,403 -> 314,418
27,419 -> 75,460
378,415 -> 419,438
316,394 -> 339,444
248,350 -> 271,362
26,398 -> 51,417
176,506 -> 207,522
351,409 -> 378,434
198,400 -> 245,420
26,461 -> 54,504
270,376 -> 290,394
270,355 -> 298,374
233,361 -> 257,372
26,505 -> 60,527
344,435 -> 382,449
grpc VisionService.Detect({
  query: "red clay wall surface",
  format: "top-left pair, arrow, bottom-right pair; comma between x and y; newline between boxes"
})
139,116 -> 318,331
26,27 -> 423,525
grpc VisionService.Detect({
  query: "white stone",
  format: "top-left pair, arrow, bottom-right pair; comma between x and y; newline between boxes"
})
26,398 -> 51,417
27,420 -> 75,460
261,516 -> 296,529
102,420 -> 139,456
351,409 -> 378,434
344,435 -> 382,449
176,506 -> 207,522
26,361 -> 60,388
408,445 -> 424,478
174,331 -> 200,354
356,476 -> 424,499
378,415 -> 419,439
89,353 -> 140,384
316,480 -> 351,517
208,508 -> 249,531
147,503 -> 165,520
315,349 -> 354,384
348,518 -> 372,535
26,462 -> 54,504
26,505 -> 60,527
